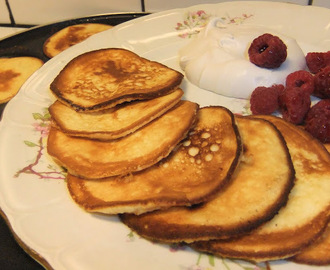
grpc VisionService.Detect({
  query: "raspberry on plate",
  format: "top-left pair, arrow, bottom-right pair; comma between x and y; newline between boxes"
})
285,70 -> 314,95
313,66 -> 330,99
250,84 -> 283,115
304,99 -> 330,143
248,33 -> 287,69
306,51 -> 330,74
279,86 -> 311,125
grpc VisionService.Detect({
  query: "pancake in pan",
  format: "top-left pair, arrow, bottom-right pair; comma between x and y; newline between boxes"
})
66,106 -> 241,215
43,23 -> 113,58
0,57 -> 43,104
47,100 -> 198,179
120,116 -> 295,242
49,89 -> 183,140
50,48 -> 184,111
193,115 -> 330,262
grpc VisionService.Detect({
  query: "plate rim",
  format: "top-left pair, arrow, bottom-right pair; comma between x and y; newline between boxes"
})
0,2 -> 329,270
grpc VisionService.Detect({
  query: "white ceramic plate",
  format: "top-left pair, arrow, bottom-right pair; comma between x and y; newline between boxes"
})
0,2 -> 329,270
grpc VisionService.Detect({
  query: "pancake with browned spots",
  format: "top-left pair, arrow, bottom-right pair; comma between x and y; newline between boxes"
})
50,48 -> 184,111
49,89 -> 183,140
120,116 -> 295,242
43,23 -> 112,58
193,115 -> 330,262
47,101 -> 198,179
0,57 -> 43,104
66,106 -> 241,215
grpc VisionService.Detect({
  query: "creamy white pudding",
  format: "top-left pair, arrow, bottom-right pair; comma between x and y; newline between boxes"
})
179,18 -> 306,99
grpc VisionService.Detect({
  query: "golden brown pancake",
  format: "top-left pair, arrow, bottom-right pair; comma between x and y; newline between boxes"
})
291,222 -> 330,266
47,101 -> 198,179
120,116 -> 295,242
193,115 -> 330,262
43,23 -> 112,58
66,106 -> 241,215
49,89 -> 183,140
291,130 -> 330,266
0,57 -> 43,104
50,48 -> 184,111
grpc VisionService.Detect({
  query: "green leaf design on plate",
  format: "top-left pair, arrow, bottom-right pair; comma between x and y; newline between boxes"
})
24,140 -> 38,147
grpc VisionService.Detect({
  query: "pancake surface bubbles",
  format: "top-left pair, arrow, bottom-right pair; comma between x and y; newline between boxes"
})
193,115 -> 330,262
50,48 -> 184,111
66,106 -> 241,215
121,116 -> 295,242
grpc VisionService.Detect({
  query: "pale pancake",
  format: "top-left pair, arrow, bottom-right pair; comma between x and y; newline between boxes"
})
121,116 -> 295,242
290,143 -> 330,266
47,101 -> 198,179
0,57 -> 43,103
193,115 -> 330,262
50,48 -> 184,111
291,223 -> 330,266
49,89 -> 183,140
66,106 -> 241,215
43,23 -> 112,58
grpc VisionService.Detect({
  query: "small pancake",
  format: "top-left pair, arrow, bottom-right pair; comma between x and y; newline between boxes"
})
43,23 -> 112,58
47,101 -> 198,179
66,106 -> 241,215
120,116 -> 295,242
193,115 -> 330,262
49,89 -> 183,140
0,57 -> 43,104
291,222 -> 330,266
50,48 -> 184,111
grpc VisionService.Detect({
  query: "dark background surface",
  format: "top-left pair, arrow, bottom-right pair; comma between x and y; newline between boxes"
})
0,215 -> 44,270
0,13 -> 147,269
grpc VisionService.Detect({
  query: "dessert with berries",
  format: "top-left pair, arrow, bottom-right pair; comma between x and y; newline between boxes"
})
179,18 -> 306,99
249,49 -> 330,143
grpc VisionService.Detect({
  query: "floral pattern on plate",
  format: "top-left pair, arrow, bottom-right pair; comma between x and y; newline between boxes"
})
175,10 -> 253,38
14,109 -> 65,180
1,2 -> 329,269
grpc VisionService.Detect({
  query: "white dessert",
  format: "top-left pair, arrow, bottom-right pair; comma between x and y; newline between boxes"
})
179,18 -> 306,99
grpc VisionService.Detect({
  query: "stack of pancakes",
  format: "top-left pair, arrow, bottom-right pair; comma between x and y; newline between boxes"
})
47,48 -> 330,266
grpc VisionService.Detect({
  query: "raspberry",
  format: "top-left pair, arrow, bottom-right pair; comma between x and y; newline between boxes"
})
250,84 -> 283,115
304,99 -> 330,143
285,70 -> 314,95
248,33 -> 287,69
313,66 -> 330,99
279,86 -> 311,125
306,51 -> 330,74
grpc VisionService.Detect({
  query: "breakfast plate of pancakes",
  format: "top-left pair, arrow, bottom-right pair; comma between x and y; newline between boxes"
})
0,1 -> 329,270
